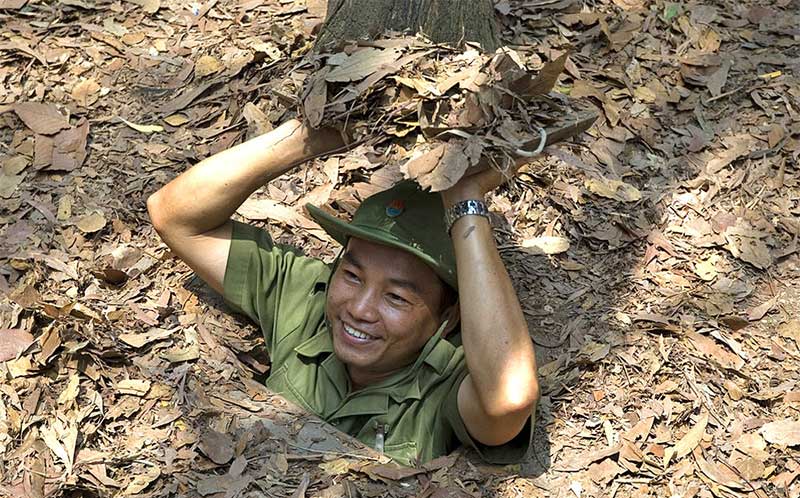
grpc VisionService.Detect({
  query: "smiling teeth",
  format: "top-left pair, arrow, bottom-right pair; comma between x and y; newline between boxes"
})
344,324 -> 371,340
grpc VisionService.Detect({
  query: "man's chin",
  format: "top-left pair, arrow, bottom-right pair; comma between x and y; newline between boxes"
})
332,339 -> 377,368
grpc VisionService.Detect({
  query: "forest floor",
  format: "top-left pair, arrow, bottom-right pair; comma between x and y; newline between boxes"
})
1,0 -> 800,497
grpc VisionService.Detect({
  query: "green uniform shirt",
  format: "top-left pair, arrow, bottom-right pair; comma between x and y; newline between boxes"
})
223,221 -> 532,466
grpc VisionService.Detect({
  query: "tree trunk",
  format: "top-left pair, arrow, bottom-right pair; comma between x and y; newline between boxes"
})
315,0 -> 500,52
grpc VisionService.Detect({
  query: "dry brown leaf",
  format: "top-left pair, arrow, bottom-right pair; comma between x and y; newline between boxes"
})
318,458 -> 353,475
417,141 -> 469,192
747,296 -> 778,321
402,144 -> 445,179
0,0 -> 28,8
664,410 -> 708,466
71,78 -> 101,107
0,329 -> 34,361
3,155 -> 29,175
118,327 -> 174,348
195,55 -> 222,77
694,255 -> 719,281
521,235 -> 570,255
41,424 -> 71,471
686,331 -> 744,370
127,0 -> 159,13
767,124 -> 786,148
14,102 -> 70,135
760,419 -> 800,446
726,235 -> 773,269
585,177 -> 641,202
162,343 -> 200,363
511,52 -> 568,99
119,117 -> 163,134
164,114 -> 190,126
116,379 -> 151,396
199,430 -> 234,465
237,198 -> 314,229
361,462 -> 425,481
49,120 -> 90,171
0,173 -> 24,198
242,102 -> 272,135
706,59 -> 730,96
304,68 -> 330,128
57,373 -> 80,405
586,458 -> 623,485
122,467 -> 160,495
325,47 -> 403,83
76,211 -> 107,233
694,449 -> 745,489
778,320 -> 800,343
298,182 -> 334,207
57,195 -> 73,221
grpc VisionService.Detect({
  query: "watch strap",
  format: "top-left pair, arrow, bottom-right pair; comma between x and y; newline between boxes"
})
444,199 -> 489,232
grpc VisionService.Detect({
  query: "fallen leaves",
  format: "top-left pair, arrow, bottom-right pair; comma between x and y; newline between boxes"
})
324,47 -> 404,83
195,55 -> 222,77
119,327 -> 174,348
71,78 -> 101,107
0,329 -> 34,361
13,102 -> 70,135
760,420 -> 800,446
521,235 -> 570,255
0,1 -> 799,498
664,411 -> 708,466
118,117 -> 164,134
122,467 -> 160,495
199,430 -> 234,465
585,177 -> 642,202
116,379 -> 151,396
76,211 -> 107,233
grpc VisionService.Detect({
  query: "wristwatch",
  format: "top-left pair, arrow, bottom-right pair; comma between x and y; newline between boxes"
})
444,199 -> 490,233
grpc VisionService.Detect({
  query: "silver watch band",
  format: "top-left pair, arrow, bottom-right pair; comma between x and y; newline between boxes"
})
444,199 -> 489,232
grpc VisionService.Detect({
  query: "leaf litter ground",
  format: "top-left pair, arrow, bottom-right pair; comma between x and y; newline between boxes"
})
1,0 -> 800,497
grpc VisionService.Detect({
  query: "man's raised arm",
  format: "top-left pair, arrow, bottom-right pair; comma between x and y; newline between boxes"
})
146,120 -> 344,293
442,170 -> 540,447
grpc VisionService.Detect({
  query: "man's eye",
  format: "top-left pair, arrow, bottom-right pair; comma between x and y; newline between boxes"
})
344,270 -> 360,282
387,293 -> 409,305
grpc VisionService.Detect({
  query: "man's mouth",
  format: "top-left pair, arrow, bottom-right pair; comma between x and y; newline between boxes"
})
343,323 -> 376,341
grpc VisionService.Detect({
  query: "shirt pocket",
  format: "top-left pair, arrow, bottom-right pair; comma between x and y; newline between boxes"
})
264,363 -> 317,414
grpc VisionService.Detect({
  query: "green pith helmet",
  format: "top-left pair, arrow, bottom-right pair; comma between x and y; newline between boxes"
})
305,181 -> 458,290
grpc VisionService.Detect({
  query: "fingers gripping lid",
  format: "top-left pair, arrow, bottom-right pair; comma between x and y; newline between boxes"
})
305,181 -> 458,289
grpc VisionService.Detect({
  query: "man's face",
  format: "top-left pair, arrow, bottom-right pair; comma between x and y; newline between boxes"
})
326,237 -> 452,387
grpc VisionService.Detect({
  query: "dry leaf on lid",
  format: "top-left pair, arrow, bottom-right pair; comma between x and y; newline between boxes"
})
325,47 -> 404,83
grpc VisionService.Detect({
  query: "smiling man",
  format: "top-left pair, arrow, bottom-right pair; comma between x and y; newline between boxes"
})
147,119 -> 539,466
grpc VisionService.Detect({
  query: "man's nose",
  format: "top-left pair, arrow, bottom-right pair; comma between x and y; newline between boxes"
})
347,287 -> 380,323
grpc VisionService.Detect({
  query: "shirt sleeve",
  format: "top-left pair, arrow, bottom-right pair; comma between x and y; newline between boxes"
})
222,220 -> 330,355
440,368 -> 535,465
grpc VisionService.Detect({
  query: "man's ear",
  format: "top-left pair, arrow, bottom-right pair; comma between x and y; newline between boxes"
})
440,299 -> 460,338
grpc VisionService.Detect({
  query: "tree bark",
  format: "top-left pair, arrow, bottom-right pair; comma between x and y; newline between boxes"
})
315,0 -> 500,52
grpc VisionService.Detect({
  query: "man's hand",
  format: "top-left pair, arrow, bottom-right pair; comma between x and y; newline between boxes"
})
441,156 -> 530,208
